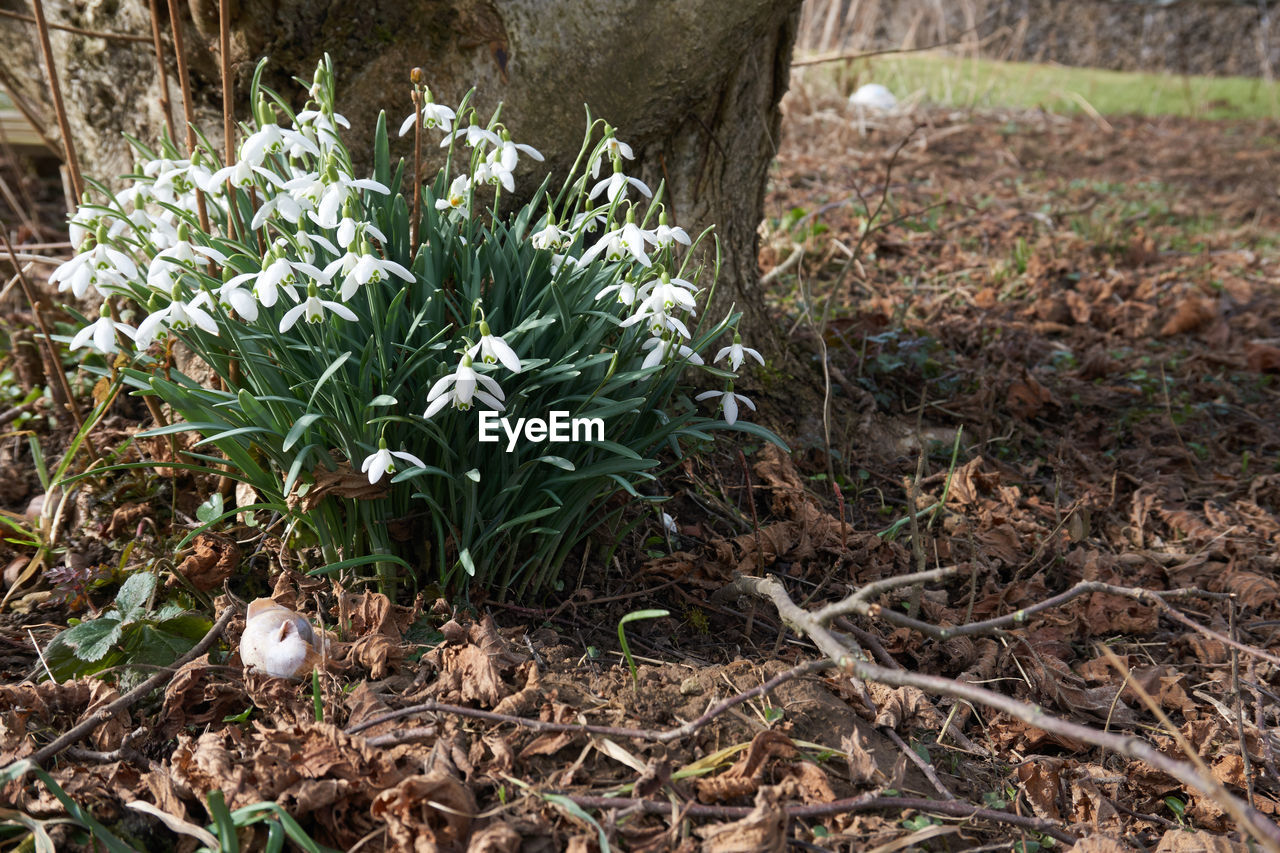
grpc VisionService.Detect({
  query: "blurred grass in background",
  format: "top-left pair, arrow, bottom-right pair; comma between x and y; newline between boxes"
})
807,51 -> 1280,119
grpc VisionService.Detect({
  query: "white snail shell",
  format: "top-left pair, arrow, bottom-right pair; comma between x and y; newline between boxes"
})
239,598 -> 326,679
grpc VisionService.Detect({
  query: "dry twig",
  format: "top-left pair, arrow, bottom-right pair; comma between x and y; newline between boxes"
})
733,572 -> 1280,852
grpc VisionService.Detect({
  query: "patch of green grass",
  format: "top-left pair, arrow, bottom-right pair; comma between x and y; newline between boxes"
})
804,51 -> 1280,120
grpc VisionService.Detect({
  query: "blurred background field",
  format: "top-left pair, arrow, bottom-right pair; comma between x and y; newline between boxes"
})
793,0 -> 1280,119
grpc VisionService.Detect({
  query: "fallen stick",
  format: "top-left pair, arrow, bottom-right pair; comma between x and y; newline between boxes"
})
733,572 -> 1280,853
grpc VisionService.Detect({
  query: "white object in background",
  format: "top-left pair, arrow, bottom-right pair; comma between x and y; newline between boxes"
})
849,83 -> 898,112
239,598 -> 326,679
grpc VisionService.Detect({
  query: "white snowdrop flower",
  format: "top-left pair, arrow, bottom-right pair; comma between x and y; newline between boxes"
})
474,159 -> 515,193
580,219 -> 652,267
217,280 -> 260,322
622,306 -> 691,340
278,285 -> 358,332
595,277 -> 640,307
640,336 -> 703,369
360,441 -> 426,484
548,253 -> 578,275
51,244 -> 139,299
294,108 -> 350,154
134,291 -> 219,349
310,171 -> 391,229
323,247 -> 414,302
589,167 -> 651,204
441,123 -> 501,151
68,205 -> 98,250
492,136 -> 543,172
336,217 -> 386,250
398,100 -> 456,136
423,354 -> 505,418
634,273 -> 698,316
651,216 -> 691,251
70,311 -> 136,354
224,252 -> 326,308
293,229 -> 338,264
589,131 -> 634,177
283,171 -> 327,211
570,209 -> 608,238
208,158 -> 286,192
662,512 -> 678,535
251,190 -> 310,229
434,175 -> 471,218
714,334 -> 765,372
143,157 -> 197,201
465,321 -> 521,373
530,221 -> 570,251
147,240 -> 227,296
241,123 -> 319,167
695,389 -> 755,426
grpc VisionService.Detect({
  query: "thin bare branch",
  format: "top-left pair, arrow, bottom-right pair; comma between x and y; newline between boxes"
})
145,0 -> 177,143
29,0 -> 83,200
0,224 -> 95,458
733,572 -> 1280,852
0,8 -> 150,43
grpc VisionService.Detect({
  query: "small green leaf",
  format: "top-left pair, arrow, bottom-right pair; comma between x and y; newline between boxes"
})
63,615 -> 123,662
196,492 -> 224,524
114,572 -> 157,623
223,707 -> 253,723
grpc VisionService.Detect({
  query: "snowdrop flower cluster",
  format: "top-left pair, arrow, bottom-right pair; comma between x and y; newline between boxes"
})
57,56 -> 771,593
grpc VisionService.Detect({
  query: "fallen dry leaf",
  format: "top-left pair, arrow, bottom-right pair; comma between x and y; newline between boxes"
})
370,771 -> 476,853
1245,342 -> 1280,373
465,823 -> 521,853
173,532 -> 240,591
695,780 -> 795,853
1160,294 -> 1216,336
1017,759 -> 1063,820
843,729 -> 879,786
289,460 -> 386,512
1007,372 -> 1054,419
695,730 -> 797,803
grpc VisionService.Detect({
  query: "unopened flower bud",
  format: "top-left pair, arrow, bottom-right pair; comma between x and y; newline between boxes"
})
410,67 -> 425,86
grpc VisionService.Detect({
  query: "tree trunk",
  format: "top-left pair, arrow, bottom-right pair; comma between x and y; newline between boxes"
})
0,0 -> 802,332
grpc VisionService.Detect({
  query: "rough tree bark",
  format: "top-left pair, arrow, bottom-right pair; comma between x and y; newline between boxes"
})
0,0 -> 802,333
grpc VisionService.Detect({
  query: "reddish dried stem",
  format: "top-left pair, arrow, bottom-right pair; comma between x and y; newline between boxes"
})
29,0 -> 82,200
